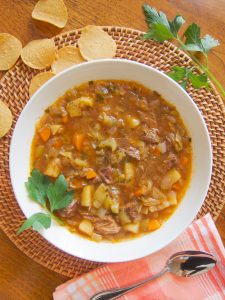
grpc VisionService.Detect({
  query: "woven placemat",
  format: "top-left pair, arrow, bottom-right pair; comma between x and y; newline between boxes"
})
0,27 -> 224,278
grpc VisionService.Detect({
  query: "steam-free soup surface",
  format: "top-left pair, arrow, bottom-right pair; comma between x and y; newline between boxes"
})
31,80 -> 192,242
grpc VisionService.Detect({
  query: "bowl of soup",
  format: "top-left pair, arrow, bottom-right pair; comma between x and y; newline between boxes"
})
10,59 -> 212,262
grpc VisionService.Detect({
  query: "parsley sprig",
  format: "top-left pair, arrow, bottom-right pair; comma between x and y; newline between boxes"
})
142,4 -> 225,97
17,169 -> 74,235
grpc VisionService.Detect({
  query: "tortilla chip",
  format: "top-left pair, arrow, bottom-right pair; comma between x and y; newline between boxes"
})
29,71 -> 55,96
32,0 -> 68,28
51,46 -> 85,73
0,100 -> 13,138
78,25 -> 117,60
0,33 -> 22,70
21,39 -> 56,70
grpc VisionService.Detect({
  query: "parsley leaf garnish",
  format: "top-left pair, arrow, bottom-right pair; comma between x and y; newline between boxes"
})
18,170 -> 74,235
182,24 -> 219,54
25,169 -> 50,206
182,23 -> 203,52
167,66 -> 208,89
143,5 -> 170,29
143,4 -> 185,41
17,212 -> 51,235
189,73 -> 209,89
142,4 -> 224,97
169,15 -> 185,37
201,34 -> 220,53
167,66 -> 187,82
143,23 -> 173,42
47,175 -> 74,212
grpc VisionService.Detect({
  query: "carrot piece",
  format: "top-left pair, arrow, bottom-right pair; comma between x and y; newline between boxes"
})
134,187 -> 143,197
39,126 -> 51,142
172,182 -> 181,191
73,133 -> 85,151
54,138 -> 63,149
62,115 -> 68,123
180,155 -> 188,165
86,169 -> 97,179
72,179 -> 85,189
153,148 -> 161,157
148,219 -> 161,231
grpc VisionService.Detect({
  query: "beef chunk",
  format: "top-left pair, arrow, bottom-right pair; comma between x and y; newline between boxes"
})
99,166 -> 113,184
141,128 -> 160,144
124,200 -> 139,220
137,111 -> 157,128
124,146 -> 141,160
94,216 -> 121,235
163,153 -> 178,170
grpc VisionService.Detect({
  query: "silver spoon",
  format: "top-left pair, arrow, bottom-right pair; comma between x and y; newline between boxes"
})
90,250 -> 216,300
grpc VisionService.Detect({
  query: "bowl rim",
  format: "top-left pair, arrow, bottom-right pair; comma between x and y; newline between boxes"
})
10,58 -> 212,262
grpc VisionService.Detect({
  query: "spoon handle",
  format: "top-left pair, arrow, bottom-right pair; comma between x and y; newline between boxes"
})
90,267 -> 168,300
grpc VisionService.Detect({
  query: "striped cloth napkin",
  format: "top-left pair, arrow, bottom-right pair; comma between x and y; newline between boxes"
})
53,214 -> 225,300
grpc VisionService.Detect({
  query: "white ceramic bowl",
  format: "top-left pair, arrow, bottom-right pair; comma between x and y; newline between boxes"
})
10,59 -> 212,262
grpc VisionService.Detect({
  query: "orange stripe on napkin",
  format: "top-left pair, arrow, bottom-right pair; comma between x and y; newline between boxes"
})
53,214 -> 225,300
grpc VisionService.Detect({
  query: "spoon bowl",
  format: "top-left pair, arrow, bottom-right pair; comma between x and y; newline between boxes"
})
167,250 -> 216,277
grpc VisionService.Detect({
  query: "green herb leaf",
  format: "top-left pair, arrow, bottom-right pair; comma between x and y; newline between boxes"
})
201,34 -> 220,53
167,66 -> 187,81
142,6 -> 225,97
143,5 -> 185,42
183,23 -> 203,52
47,175 -> 74,212
180,80 -> 188,90
189,73 -> 209,88
17,212 -> 51,235
181,43 -> 204,52
25,169 -> 50,206
143,4 -> 170,29
142,23 -> 174,42
183,24 -> 220,54
169,15 -> 185,37
142,5 -> 175,42
167,66 -> 208,90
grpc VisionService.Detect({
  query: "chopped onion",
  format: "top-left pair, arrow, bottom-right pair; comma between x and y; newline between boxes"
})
156,141 -> 167,153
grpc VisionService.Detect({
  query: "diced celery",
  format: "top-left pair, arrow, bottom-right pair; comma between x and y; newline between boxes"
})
99,138 -> 117,151
78,96 -> 94,107
73,158 -> 88,168
50,125 -> 62,135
